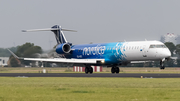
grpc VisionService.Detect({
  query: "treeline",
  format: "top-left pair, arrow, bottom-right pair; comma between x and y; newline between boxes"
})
2,42 -> 61,67
9,43 -> 42,67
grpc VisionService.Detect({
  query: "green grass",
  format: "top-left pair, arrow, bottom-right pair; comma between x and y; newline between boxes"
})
0,77 -> 180,101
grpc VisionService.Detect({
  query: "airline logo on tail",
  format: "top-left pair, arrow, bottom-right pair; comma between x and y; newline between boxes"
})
51,25 -> 67,44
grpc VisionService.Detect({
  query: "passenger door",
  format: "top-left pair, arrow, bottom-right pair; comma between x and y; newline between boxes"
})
142,45 -> 147,57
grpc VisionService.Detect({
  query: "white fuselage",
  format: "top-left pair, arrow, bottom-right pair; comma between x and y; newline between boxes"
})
122,41 -> 171,61
69,40 -> 171,65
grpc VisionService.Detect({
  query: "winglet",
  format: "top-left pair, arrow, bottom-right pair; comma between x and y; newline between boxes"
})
7,49 -> 23,59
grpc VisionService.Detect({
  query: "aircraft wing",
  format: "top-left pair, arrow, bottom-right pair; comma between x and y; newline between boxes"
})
7,49 -> 104,64
23,58 -> 104,64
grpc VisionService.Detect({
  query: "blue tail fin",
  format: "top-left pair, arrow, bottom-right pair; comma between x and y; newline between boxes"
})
51,25 -> 67,44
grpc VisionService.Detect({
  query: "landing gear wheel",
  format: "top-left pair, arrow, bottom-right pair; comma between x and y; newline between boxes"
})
85,66 -> 93,74
115,67 -> 120,74
160,60 -> 165,70
85,67 -> 89,74
111,67 -> 120,74
89,67 -> 93,74
111,67 -> 115,74
160,66 -> 165,69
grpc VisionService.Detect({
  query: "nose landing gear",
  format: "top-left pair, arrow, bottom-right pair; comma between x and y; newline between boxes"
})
160,59 -> 165,69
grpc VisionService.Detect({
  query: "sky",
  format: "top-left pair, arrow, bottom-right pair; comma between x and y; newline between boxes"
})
1,0 -> 180,50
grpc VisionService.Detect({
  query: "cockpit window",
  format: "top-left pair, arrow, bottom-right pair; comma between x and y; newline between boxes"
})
149,45 -> 167,48
149,45 -> 155,48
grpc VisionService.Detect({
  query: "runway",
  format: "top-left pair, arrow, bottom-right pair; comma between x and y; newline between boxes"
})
0,73 -> 180,78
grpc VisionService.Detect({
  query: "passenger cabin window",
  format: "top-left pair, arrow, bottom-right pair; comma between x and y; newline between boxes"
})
149,45 -> 167,48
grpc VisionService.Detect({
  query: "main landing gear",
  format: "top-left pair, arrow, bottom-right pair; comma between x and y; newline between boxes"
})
85,66 -> 93,74
160,59 -> 165,69
111,66 -> 120,74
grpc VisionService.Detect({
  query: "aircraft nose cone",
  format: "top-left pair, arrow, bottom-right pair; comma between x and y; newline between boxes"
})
165,50 -> 171,58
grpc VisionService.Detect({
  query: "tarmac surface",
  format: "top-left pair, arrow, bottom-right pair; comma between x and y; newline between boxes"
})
0,73 -> 180,78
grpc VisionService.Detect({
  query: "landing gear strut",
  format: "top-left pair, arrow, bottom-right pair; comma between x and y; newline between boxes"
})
160,60 -> 165,69
111,66 -> 120,74
85,66 -> 93,74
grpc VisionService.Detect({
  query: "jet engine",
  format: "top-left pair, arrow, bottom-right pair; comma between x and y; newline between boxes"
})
56,43 -> 71,54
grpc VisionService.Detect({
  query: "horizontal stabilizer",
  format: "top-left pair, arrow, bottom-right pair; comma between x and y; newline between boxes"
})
22,28 -> 59,32
22,28 -> 77,32
61,29 -> 77,32
22,25 -> 77,44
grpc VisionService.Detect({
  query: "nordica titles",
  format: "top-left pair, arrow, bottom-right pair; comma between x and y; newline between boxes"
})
83,45 -> 106,55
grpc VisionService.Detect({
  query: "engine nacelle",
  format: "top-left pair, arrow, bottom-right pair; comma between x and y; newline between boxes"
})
56,43 -> 71,54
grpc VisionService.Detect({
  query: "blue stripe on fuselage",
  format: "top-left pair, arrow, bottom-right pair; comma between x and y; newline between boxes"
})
63,42 -> 127,64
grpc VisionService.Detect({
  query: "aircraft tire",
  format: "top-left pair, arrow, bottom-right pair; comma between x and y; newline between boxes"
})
115,67 -> 120,74
90,67 -> 93,74
160,66 -> 165,69
111,67 -> 115,74
85,67 -> 89,74
160,60 -> 165,69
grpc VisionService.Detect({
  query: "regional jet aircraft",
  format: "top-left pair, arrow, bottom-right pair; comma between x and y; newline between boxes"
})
8,25 -> 171,74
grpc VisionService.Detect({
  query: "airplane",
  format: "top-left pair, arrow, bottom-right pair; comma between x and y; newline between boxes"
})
8,25 -> 171,74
